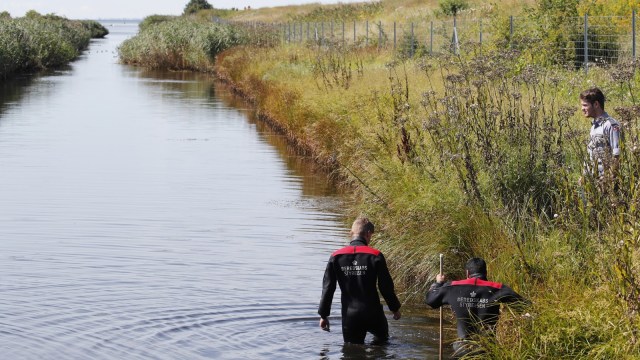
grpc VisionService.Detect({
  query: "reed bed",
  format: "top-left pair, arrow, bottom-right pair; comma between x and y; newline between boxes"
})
118,19 -> 246,72
0,15 -> 108,78
213,41 -> 640,357
118,1 -> 640,355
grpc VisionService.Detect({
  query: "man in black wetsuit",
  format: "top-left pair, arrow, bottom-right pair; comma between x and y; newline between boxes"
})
318,217 -> 401,344
426,257 -> 527,357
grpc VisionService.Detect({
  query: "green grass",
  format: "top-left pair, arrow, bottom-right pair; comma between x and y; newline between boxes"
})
0,14 -> 108,78
117,0 -> 640,357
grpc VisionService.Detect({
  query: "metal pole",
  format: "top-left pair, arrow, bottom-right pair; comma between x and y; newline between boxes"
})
366,20 -> 369,46
393,21 -> 396,50
379,21 -> 382,50
480,19 -> 483,47
633,10 -> 636,61
439,253 -> 444,360
509,15 -> 513,49
584,14 -> 589,73
411,22 -> 415,57
430,21 -> 433,55
342,21 -> 345,44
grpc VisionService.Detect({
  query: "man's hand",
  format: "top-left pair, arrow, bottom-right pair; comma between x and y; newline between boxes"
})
436,273 -> 445,283
319,317 -> 330,332
393,311 -> 401,320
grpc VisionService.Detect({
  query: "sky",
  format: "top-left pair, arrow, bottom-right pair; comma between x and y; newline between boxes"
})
2,0 -> 357,20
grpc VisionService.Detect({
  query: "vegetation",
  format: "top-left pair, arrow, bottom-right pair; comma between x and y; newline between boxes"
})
118,19 -> 246,72
118,0 -> 640,357
0,12 -> 108,78
183,0 -> 213,15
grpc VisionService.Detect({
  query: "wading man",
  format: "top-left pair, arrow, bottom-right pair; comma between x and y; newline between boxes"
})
580,87 -> 622,180
318,217 -> 401,344
426,257 -> 527,358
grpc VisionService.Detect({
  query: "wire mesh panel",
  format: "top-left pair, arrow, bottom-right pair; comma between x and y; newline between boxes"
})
273,13 -> 638,64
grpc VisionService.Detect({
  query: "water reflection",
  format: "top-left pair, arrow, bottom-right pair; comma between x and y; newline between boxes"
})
0,20 -> 443,360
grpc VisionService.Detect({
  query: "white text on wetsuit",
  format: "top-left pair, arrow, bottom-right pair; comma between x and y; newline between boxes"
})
341,265 -> 367,276
457,297 -> 489,308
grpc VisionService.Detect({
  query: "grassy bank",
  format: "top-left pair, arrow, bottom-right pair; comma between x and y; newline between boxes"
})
0,12 -> 108,78
214,42 -> 640,359
120,0 -> 640,357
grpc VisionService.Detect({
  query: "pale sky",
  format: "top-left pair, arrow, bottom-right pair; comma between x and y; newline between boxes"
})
2,0 -> 357,20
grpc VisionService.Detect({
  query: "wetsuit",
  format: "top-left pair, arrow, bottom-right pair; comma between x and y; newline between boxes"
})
318,238 -> 401,344
426,275 -> 525,356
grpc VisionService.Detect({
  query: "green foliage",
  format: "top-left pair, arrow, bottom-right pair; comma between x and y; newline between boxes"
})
81,20 -> 109,38
139,15 -> 178,32
438,0 -> 470,17
0,11 -> 11,19
0,16 -> 92,78
288,2 -> 383,22
119,19 -> 246,71
183,0 -> 213,16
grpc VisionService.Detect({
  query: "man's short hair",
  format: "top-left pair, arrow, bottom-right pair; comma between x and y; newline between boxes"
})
465,257 -> 487,276
351,217 -> 374,237
580,87 -> 606,109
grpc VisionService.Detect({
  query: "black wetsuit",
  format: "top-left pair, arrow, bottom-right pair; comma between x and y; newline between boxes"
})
426,275 -> 525,356
318,238 -> 401,344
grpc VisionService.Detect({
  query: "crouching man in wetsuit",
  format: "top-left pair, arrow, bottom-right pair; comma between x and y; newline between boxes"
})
426,257 -> 527,358
318,217 -> 401,344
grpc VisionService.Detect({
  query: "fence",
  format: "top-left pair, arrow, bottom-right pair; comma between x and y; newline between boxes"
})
261,12 -> 640,71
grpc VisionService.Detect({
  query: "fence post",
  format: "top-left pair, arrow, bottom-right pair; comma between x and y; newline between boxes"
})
354,21 -> 356,44
307,22 -> 309,41
342,21 -> 345,44
411,22 -> 415,57
379,21 -> 382,50
633,10 -> 637,61
584,14 -> 589,73
479,19 -> 483,48
393,21 -> 396,50
509,15 -> 513,48
321,22 -> 325,45
366,20 -> 369,46
430,21 -> 433,55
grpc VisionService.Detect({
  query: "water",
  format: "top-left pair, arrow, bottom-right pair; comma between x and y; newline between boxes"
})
0,21 -> 443,359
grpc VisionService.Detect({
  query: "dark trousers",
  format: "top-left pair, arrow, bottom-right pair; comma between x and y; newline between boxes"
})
341,306 -> 389,344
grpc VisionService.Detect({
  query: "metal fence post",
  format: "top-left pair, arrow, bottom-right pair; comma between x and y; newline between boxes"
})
321,22 -> 324,45
509,15 -> 513,48
411,22 -> 415,57
430,21 -> 433,55
634,10 -> 637,61
584,14 -> 589,73
342,21 -> 345,44
479,19 -> 483,48
366,20 -> 369,46
393,21 -> 396,50
379,21 -> 382,50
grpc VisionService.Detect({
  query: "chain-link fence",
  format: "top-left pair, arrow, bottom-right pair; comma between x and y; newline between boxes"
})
264,12 -> 639,70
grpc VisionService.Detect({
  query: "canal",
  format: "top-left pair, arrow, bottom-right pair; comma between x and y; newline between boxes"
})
0,21 -> 443,359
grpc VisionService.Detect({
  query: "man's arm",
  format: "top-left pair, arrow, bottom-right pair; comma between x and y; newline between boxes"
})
318,257 -> 336,320
425,274 -> 447,308
376,253 -> 401,315
496,284 -> 529,309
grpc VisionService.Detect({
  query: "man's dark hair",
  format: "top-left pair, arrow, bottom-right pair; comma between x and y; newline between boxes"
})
465,257 -> 487,276
580,87 -> 606,109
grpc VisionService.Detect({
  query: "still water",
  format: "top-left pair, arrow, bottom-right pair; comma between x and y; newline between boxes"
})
0,22 -> 442,359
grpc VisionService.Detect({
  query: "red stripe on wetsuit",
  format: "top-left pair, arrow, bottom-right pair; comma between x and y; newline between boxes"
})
451,278 -> 503,289
332,246 -> 381,257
